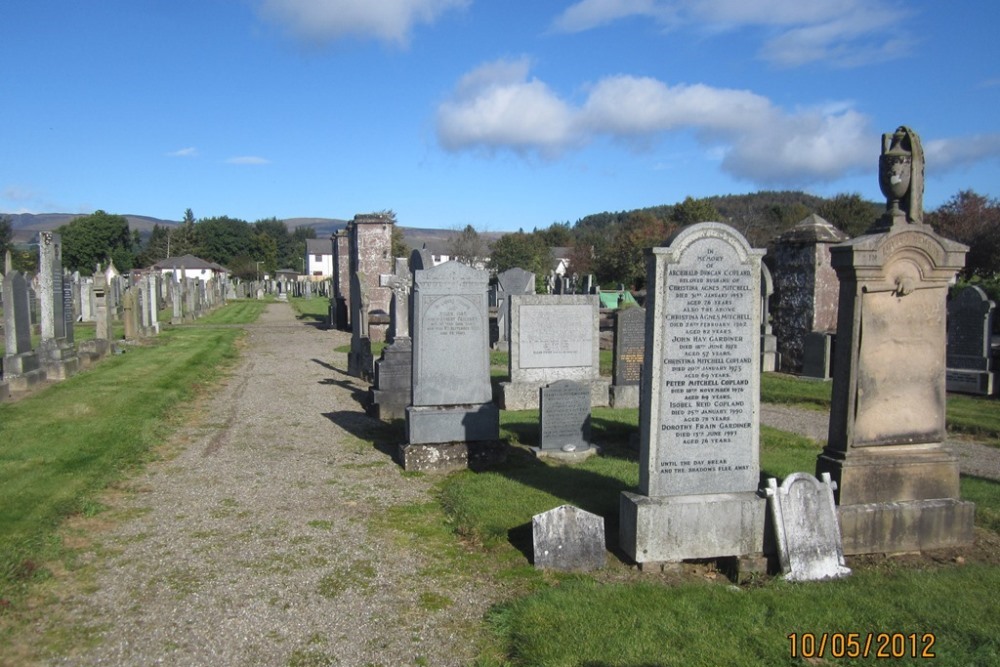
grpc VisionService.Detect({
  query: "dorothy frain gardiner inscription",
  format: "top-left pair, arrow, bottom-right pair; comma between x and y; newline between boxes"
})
656,235 -> 757,496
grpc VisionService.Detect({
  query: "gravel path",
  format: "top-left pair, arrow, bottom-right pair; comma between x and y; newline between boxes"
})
49,303 -> 498,667
761,403 -> 1000,481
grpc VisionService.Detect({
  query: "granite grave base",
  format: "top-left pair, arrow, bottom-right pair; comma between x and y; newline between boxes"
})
499,379 -> 609,411
619,490 -> 766,564
837,498 -> 975,555
406,404 -> 500,445
530,445 -> 600,463
398,439 -> 507,472
609,384 -> 639,408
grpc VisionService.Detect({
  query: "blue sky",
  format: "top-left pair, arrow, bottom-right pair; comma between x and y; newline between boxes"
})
1,1 -> 998,232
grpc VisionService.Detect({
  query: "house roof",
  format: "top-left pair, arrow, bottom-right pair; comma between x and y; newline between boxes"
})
306,238 -> 333,255
152,254 -> 221,271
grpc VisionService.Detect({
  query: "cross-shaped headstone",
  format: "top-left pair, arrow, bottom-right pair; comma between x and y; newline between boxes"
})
379,256 -> 412,340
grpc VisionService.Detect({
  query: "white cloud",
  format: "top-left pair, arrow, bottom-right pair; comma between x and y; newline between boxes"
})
436,58 -> 578,157
258,0 -> 468,46
226,156 -> 271,165
436,60 -> 875,185
551,0 -> 910,67
924,134 -> 1000,170
167,147 -> 198,157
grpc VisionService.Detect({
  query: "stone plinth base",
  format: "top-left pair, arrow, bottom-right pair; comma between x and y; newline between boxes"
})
500,379 -> 610,411
619,490 -> 766,564
531,445 -> 600,463
837,498 -> 975,555
366,341 -> 412,421
406,404 -> 500,444
0,381 -> 8,401
946,368 -> 995,395
368,389 -> 408,421
398,440 -> 507,472
609,384 -> 639,408
817,444 -> 960,506
761,334 -> 779,372
4,369 -> 45,392
77,340 -> 110,367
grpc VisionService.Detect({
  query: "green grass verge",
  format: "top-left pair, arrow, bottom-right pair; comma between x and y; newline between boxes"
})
0,302 -> 258,603
485,566 -> 1000,667
194,299 -> 268,325
288,295 -> 330,324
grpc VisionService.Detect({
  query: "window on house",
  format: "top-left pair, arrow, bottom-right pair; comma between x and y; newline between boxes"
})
314,254 -> 322,261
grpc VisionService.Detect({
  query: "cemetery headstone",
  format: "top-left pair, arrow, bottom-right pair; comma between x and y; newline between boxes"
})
532,505 -> 606,571
538,380 -> 594,459
494,267 -> 535,350
946,285 -> 996,395
1,255 -> 44,391
501,294 -> 608,410
765,473 -> 850,582
402,261 -> 501,471
620,222 -> 766,569
368,257 -> 414,420
760,263 -> 779,371
817,125 -> 975,555
37,232 -> 79,380
610,306 -> 645,408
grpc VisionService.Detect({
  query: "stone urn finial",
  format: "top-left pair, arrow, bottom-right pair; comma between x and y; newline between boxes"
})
877,126 -> 924,230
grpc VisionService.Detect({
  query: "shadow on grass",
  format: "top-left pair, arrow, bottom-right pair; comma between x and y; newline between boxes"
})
318,377 -> 368,409
322,410 -> 405,460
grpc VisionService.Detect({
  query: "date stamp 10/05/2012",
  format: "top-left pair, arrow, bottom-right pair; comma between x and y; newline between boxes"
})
788,632 -> 936,660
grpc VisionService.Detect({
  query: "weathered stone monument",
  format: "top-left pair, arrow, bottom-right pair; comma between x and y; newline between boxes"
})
946,285 -> 996,395
760,264 -> 779,372
348,213 -> 393,344
771,215 -> 849,375
2,253 -> 44,391
367,256 -> 413,420
494,267 -> 535,350
765,473 -> 850,582
532,505 -> 606,571
401,261 -> 501,471
330,230 -> 351,330
620,222 -> 765,569
816,126 -> 975,554
37,232 -> 79,380
500,294 -> 608,410
610,306 -> 645,408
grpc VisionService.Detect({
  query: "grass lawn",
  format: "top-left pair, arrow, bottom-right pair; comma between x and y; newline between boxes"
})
437,404 -> 1000,666
0,300 -> 260,605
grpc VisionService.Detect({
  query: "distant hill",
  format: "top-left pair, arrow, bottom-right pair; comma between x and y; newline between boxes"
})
3,213 -> 181,243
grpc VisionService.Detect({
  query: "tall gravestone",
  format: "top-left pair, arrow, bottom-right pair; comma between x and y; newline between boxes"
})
946,285 -> 996,395
816,126 -> 975,554
2,254 -> 44,391
760,264 -> 779,371
620,222 -> 766,569
771,215 -> 849,375
401,261 -> 501,471
367,256 -> 413,420
331,230 -> 351,330
37,232 -> 79,380
610,306 -> 645,408
501,294 -> 608,410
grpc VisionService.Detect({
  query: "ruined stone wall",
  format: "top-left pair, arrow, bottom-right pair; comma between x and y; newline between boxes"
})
348,214 -> 393,342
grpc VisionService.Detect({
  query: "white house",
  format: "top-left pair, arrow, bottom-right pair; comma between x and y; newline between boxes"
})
306,238 -> 334,279
152,255 -> 228,281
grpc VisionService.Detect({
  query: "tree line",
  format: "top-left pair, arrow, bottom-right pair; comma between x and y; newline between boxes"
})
461,190 -> 999,293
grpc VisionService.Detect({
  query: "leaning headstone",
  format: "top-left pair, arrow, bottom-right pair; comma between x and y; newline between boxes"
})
610,306 -> 645,408
500,294 -> 608,410
401,261 -> 501,471
532,505 -> 606,571
946,285 -> 996,395
817,126 -> 975,555
620,222 -> 766,570
765,473 -> 850,582
537,380 -> 595,461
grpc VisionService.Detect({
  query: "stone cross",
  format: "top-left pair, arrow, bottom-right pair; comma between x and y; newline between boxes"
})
379,257 -> 412,340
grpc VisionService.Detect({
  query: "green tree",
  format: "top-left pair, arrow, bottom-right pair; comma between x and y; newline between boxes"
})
535,221 -> 573,247
449,224 -> 487,266
167,209 -> 200,258
197,216 -> 253,266
253,232 -> 278,276
489,231 -> 551,290
928,190 -> 1000,279
596,211 -> 676,289
253,217 -> 295,269
671,196 -> 720,226
0,215 -> 13,260
817,193 -> 882,238
390,224 -> 409,259
57,210 -> 136,273
136,223 -> 171,267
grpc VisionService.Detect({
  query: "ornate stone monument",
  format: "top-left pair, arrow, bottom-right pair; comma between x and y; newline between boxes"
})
620,223 -> 766,570
367,257 -> 414,420
816,126 -> 975,554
